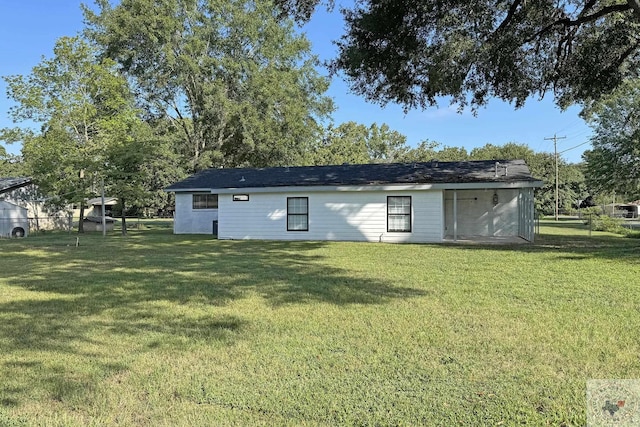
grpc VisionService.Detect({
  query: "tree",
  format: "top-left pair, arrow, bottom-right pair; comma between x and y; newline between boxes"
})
103,124 -> 150,235
20,126 -> 86,210
582,79 -> 640,200
313,122 -> 369,165
84,0 -> 333,171
138,118 -> 187,215
365,123 -> 409,162
0,143 -> 25,177
311,122 -> 409,165
399,140 -> 468,162
274,0 -> 331,23
281,0 -> 640,111
2,36 -> 141,232
468,142 -> 587,214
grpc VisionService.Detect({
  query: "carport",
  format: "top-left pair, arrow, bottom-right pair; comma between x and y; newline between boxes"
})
444,186 -> 537,242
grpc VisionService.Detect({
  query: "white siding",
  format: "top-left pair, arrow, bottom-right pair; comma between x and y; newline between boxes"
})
173,193 -> 219,234
217,190 -> 443,243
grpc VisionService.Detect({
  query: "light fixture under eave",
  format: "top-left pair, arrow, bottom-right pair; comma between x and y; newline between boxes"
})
240,176 -> 245,182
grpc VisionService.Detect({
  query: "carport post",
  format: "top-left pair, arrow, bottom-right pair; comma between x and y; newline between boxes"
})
453,190 -> 458,241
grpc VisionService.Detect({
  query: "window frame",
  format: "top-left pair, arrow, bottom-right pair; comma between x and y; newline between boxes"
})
387,196 -> 412,232
287,197 -> 309,232
192,193 -> 218,210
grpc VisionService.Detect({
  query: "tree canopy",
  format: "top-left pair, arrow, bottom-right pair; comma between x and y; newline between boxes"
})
84,0 -> 333,172
279,0 -> 640,111
0,145 -> 24,176
582,79 -> 640,199
312,122 -> 407,165
3,36 -> 145,231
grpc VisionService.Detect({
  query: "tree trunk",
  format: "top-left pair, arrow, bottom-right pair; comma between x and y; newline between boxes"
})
121,198 -> 127,236
33,207 -> 40,233
78,204 -> 85,233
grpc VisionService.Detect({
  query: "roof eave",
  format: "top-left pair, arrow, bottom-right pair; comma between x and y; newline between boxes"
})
165,180 -> 544,194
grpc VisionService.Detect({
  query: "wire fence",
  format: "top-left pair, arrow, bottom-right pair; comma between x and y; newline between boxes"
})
0,214 -> 175,237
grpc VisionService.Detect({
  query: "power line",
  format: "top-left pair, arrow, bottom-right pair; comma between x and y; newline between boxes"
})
544,134 -> 566,221
558,140 -> 590,154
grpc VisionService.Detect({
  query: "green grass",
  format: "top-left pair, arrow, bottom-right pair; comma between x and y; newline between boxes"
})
1,220 -> 639,425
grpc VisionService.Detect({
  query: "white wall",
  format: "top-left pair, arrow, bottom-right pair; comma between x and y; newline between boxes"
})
174,193 -> 219,234
216,190 -> 444,243
443,189 -> 519,237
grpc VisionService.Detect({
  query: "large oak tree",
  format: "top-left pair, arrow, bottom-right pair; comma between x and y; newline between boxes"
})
278,0 -> 640,111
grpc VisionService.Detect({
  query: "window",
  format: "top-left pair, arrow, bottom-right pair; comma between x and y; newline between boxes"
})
387,196 -> 411,232
192,194 -> 218,209
233,194 -> 250,201
287,197 -> 308,231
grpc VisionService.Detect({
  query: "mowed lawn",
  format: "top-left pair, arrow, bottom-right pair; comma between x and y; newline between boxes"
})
1,220 -> 639,426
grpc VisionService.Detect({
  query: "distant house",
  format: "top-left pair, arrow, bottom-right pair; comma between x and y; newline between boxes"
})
0,177 -> 71,232
608,202 -> 640,219
82,197 -> 118,232
0,178 -> 31,237
165,160 -> 543,243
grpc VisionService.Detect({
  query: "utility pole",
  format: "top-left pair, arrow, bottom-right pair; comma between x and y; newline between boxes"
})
545,134 -> 566,221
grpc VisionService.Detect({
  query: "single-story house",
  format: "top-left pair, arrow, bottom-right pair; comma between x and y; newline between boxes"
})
165,160 -> 543,243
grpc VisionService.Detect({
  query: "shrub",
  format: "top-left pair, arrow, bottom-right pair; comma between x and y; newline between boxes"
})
590,215 -> 630,236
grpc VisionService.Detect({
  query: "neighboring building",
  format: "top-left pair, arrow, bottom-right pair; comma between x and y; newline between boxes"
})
0,178 -> 32,237
165,160 -> 543,243
628,201 -> 640,219
82,197 -> 118,232
605,202 -> 640,219
85,197 -> 118,219
0,177 -> 71,232
0,177 -> 32,199
0,200 -> 28,237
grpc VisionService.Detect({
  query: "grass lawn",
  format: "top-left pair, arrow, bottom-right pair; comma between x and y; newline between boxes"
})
0,219 -> 639,425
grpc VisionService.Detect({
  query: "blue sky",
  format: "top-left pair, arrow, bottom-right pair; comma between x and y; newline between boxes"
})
0,1 -> 592,163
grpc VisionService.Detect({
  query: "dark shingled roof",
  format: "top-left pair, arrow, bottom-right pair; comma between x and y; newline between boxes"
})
167,160 -> 540,191
0,177 -> 32,194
